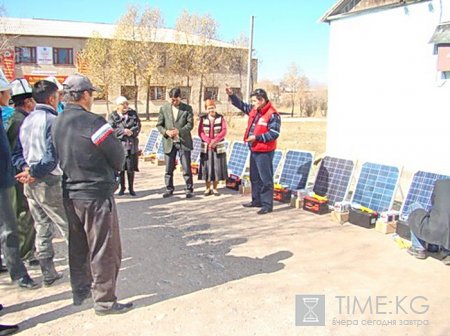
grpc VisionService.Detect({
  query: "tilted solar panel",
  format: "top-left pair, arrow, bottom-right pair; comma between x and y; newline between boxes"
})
191,136 -> 202,164
278,150 -> 313,191
351,162 -> 400,213
313,156 -> 354,205
227,141 -> 250,177
143,128 -> 160,154
400,171 -> 450,221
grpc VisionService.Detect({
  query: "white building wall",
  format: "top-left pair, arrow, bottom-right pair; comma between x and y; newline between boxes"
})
326,0 -> 450,175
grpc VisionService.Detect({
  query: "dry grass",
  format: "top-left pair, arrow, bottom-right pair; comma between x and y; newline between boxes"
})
139,115 -> 327,156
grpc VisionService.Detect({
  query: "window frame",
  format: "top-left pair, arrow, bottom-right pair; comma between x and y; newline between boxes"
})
149,86 -> 166,101
14,46 -> 37,64
53,47 -> 74,65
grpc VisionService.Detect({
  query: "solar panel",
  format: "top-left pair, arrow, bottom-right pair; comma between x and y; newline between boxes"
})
400,171 -> 450,221
278,150 -> 313,191
273,149 -> 283,176
156,137 -> 165,159
227,141 -> 250,177
351,162 -> 400,213
313,156 -> 354,205
191,136 -> 202,163
143,128 -> 161,154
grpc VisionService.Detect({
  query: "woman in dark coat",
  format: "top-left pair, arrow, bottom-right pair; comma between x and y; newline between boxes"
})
109,96 -> 141,196
198,99 -> 228,196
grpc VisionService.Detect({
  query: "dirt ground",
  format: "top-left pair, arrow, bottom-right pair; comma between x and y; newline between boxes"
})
0,161 -> 449,336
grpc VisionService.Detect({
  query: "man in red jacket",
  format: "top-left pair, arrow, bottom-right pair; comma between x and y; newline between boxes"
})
226,86 -> 281,215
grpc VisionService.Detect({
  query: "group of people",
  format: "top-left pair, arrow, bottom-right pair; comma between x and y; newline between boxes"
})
0,70 -> 283,332
0,71 -> 134,335
156,86 -> 281,216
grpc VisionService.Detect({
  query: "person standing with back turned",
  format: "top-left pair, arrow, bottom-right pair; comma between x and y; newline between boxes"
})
225,86 -> 281,215
52,74 -> 133,315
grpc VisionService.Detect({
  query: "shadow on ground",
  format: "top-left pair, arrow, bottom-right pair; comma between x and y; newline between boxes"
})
7,181 -> 293,332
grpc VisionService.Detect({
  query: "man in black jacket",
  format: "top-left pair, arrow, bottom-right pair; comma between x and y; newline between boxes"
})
52,74 -> 132,315
408,179 -> 450,265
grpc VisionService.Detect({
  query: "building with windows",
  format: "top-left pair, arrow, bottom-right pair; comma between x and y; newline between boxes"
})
1,17 -> 256,115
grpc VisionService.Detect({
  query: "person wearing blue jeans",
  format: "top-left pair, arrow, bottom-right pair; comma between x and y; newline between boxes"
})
410,231 -> 450,262
226,86 -> 281,215
407,179 -> 450,266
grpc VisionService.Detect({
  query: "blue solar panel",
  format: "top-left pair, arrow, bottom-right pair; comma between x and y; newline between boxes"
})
273,150 -> 283,175
227,141 -> 250,177
278,150 -> 313,191
191,136 -> 202,163
313,156 -> 354,205
352,162 -> 400,213
400,171 -> 450,220
143,129 -> 160,154
156,138 -> 165,159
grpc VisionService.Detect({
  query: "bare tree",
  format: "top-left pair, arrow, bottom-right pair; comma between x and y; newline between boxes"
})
168,10 -> 201,104
227,33 -> 249,90
139,6 -> 165,120
113,5 -> 149,112
81,33 -> 116,115
280,63 -> 301,117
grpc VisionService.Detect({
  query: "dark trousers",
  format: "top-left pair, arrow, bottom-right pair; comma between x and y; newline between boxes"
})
0,187 -> 27,280
63,197 -> 122,311
249,151 -> 275,211
13,182 -> 36,260
164,144 -> 193,192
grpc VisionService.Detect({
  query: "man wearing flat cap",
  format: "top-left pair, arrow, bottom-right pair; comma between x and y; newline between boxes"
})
52,74 -> 132,315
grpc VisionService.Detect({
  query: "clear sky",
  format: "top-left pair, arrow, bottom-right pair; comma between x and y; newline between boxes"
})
4,0 -> 337,85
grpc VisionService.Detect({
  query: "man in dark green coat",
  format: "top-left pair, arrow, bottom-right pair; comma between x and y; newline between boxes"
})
156,87 -> 194,198
7,78 -> 37,265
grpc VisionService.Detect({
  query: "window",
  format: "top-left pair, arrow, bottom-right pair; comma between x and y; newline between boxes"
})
93,86 -> 106,101
15,47 -> 36,64
121,85 -> 138,101
158,52 -> 166,68
179,86 -> 191,101
53,48 -> 73,65
231,87 -> 243,100
149,86 -> 166,100
230,57 -> 242,73
204,87 -> 218,100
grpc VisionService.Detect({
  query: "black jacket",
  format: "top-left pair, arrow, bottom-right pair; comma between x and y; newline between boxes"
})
52,103 -> 125,199
409,179 -> 450,249
108,109 -> 141,155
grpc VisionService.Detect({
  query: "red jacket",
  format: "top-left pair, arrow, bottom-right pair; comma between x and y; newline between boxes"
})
244,102 -> 278,152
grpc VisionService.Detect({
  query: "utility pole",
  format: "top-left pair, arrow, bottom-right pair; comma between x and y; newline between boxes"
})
246,15 -> 254,101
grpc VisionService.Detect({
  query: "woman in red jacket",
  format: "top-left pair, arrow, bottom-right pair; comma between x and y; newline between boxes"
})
198,99 -> 228,196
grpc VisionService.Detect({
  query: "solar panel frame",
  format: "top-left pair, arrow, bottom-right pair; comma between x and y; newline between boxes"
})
143,128 -> 161,154
351,162 -> 401,213
313,156 -> 355,205
227,141 -> 250,177
277,150 -> 314,191
400,170 -> 450,221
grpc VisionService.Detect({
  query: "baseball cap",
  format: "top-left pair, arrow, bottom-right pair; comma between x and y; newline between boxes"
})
0,69 -> 11,92
11,78 -> 33,102
45,76 -> 64,91
63,74 -> 99,93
